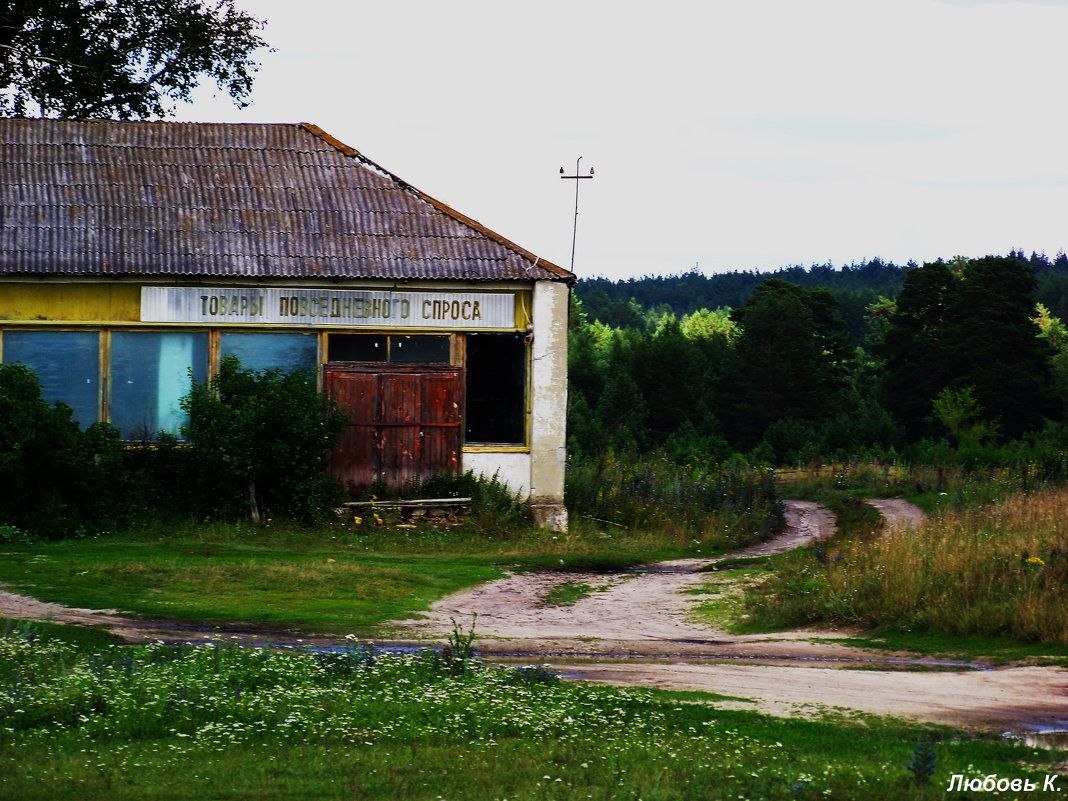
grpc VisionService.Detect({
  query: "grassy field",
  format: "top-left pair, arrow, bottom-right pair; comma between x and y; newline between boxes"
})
0,622 -> 1060,801
0,512 -> 760,636
0,532 -> 501,636
0,459 -> 785,636
745,485 -> 1068,646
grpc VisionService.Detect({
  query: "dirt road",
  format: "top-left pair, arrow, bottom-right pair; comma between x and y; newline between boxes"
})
402,498 -> 1067,733
562,663 -> 1067,733
1,497 -> 1064,734
401,500 -> 841,653
864,497 -> 927,532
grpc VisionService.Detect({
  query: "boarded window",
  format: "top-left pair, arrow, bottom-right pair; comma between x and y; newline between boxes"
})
3,331 -> 100,427
465,333 -> 526,445
220,332 -> 318,373
110,332 -> 208,439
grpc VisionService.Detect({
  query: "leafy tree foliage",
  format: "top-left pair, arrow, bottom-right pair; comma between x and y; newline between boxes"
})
931,386 -> 998,447
567,298 -> 731,461
0,0 -> 267,119
576,259 -> 910,344
943,256 -> 1057,439
568,253 -> 1068,466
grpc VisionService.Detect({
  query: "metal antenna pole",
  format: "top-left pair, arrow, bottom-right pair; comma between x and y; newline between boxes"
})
560,157 -> 594,271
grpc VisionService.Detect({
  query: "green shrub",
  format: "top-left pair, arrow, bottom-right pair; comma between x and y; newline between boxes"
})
181,356 -> 346,523
0,364 -> 125,539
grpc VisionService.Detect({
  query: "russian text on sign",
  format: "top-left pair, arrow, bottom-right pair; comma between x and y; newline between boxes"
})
141,287 -> 515,329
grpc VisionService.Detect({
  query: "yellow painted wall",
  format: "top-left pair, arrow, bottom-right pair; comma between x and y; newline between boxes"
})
0,282 -> 532,329
0,283 -> 141,322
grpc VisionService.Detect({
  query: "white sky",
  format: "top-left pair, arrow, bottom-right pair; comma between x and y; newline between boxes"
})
175,0 -> 1068,280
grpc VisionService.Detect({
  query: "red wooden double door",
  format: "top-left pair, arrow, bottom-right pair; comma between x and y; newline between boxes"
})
325,364 -> 463,494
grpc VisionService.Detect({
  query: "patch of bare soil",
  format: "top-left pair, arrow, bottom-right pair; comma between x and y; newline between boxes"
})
562,663 -> 1068,732
0,591 -> 330,647
863,498 -> 927,532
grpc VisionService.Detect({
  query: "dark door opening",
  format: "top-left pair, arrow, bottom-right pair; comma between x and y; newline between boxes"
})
465,333 -> 527,444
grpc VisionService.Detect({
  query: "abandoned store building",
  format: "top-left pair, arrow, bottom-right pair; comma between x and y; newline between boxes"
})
0,119 -> 572,529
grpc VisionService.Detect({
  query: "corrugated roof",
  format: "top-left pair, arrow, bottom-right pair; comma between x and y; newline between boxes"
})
0,119 -> 572,282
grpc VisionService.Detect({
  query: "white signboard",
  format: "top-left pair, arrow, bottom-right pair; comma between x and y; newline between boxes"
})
141,287 -> 516,329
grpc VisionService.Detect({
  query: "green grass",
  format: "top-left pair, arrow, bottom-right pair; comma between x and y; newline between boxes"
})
539,581 -> 613,607
0,535 -> 502,636
686,566 -> 767,632
774,460 -> 1058,511
0,617 -> 127,650
906,491 -> 953,516
0,624 -> 1058,801
697,555 -> 769,572
0,517 -> 749,637
566,454 -> 783,546
820,494 -> 884,541
0,498 -> 789,639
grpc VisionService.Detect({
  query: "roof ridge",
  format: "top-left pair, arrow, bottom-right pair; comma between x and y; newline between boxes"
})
299,122 -> 574,282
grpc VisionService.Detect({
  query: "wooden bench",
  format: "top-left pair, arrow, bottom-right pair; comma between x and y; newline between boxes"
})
340,497 -> 472,524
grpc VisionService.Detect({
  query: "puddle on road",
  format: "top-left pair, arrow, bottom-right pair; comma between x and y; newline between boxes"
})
163,631 -> 992,671
1004,726 -> 1068,750
481,650 -> 991,671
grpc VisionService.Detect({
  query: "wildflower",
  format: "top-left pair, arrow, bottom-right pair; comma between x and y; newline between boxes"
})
1025,556 -> 1045,566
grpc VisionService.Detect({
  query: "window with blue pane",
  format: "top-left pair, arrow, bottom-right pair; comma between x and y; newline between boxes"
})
219,332 -> 318,374
110,332 -> 208,439
3,331 -> 100,427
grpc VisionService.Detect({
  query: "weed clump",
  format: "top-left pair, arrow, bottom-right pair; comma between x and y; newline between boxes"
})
906,740 -> 937,785
565,453 -> 783,551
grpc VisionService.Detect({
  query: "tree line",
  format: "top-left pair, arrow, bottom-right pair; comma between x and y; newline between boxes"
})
568,254 -> 1068,467
577,251 -> 1068,346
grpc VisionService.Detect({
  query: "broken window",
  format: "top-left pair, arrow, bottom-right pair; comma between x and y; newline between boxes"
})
465,333 -> 526,445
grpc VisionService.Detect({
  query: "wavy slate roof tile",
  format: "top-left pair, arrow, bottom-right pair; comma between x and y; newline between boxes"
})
0,119 -> 572,283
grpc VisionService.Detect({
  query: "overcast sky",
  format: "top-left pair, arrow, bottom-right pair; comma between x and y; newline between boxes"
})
175,0 -> 1068,280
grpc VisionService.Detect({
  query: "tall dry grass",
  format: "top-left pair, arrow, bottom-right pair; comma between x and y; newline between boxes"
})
748,486 -> 1068,645
565,454 -> 783,551
776,459 -> 1050,509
